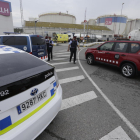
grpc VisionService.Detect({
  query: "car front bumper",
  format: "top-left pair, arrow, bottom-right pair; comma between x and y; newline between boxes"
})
0,84 -> 62,140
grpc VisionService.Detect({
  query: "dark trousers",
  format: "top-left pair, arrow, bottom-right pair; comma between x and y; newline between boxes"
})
47,47 -> 53,61
70,48 -> 77,62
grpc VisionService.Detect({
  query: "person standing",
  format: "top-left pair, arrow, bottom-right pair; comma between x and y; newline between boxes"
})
45,36 -> 49,60
47,37 -> 54,61
67,36 -> 80,64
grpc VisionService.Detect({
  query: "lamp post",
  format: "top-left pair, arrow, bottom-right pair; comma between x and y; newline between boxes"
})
118,3 -> 124,36
35,20 -> 38,34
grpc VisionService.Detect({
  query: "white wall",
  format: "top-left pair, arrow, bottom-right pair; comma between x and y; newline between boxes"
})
0,12 -> 14,35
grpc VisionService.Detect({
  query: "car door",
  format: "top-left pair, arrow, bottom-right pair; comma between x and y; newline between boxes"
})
109,42 -> 129,66
96,42 -> 114,63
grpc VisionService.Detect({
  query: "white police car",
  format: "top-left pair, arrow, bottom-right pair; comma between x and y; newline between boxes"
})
0,45 -> 62,140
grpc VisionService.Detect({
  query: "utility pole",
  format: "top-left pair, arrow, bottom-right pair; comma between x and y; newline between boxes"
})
118,3 -> 124,36
20,0 -> 24,28
87,22 -> 88,43
84,8 -> 87,39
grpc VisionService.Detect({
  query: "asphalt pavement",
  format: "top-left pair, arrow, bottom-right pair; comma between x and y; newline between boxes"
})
35,43 -> 140,140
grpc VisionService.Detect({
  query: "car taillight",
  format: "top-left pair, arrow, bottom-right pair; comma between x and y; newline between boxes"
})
54,70 -> 59,88
29,52 -> 32,54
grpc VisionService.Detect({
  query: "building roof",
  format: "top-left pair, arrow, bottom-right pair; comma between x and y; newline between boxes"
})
39,12 -> 76,19
25,21 -> 111,31
97,14 -> 128,19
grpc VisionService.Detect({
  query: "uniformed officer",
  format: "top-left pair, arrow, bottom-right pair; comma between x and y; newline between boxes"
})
47,37 -> 54,61
67,36 -> 80,64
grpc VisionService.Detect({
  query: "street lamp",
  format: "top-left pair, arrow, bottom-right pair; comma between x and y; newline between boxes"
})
118,3 -> 124,36
35,20 -> 38,34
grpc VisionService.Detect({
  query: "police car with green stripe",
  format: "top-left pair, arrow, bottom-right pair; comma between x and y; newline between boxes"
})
0,45 -> 62,140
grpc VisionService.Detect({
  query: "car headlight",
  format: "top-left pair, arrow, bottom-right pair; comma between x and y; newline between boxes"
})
54,69 -> 59,88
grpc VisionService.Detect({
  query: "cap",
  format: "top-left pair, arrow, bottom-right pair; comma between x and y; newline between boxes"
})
45,36 -> 48,39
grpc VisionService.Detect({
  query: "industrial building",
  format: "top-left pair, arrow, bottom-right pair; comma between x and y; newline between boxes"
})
81,19 -> 96,26
39,12 -> 76,24
23,12 -> 114,40
97,15 -> 128,35
0,0 -> 14,34
23,21 -> 114,40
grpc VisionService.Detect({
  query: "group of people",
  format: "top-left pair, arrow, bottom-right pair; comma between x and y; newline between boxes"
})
45,36 -> 80,64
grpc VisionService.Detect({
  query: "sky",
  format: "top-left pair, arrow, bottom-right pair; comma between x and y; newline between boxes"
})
7,0 -> 140,27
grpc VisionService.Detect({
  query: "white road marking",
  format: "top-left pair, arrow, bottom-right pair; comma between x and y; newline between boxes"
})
53,58 -> 67,61
61,91 -> 97,110
54,52 -> 70,55
78,48 -> 140,139
99,126 -> 131,140
51,62 -> 69,65
55,55 -> 69,57
55,50 -> 67,53
59,75 -> 85,84
56,66 -> 79,72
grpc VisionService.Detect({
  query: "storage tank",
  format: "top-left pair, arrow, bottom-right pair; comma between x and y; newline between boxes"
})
39,12 -> 76,24
125,19 -> 140,35
97,15 -> 128,35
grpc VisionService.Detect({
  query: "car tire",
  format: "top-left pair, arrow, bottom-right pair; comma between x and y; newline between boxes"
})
87,55 -> 94,65
121,63 -> 135,78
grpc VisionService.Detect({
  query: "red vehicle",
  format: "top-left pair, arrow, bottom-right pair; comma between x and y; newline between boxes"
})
85,41 -> 140,78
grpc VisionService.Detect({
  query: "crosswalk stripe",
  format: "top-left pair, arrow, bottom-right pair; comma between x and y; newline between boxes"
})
53,58 -> 67,61
55,50 -> 67,53
56,66 -> 79,72
51,62 -> 69,65
54,55 -> 69,57
59,75 -> 85,84
61,91 -> 97,110
99,126 -> 131,140
54,52 -> 70,55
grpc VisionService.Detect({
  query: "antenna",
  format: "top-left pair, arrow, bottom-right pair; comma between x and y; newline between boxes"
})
20,0 -> 24,27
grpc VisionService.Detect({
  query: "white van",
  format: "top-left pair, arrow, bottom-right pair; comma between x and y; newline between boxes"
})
0,45 -> 62,140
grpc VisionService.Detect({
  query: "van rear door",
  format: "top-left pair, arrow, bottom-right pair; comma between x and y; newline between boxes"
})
30,35 -> 47,58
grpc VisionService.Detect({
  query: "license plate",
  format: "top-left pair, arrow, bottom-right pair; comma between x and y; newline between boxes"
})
17,90 -> 47,114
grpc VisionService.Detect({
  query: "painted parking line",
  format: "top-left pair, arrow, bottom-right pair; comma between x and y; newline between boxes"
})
59,75 -> 85,84
78,48 -> 140,139
53,58 -> 67,61
61,91 -> 97,110
100,126 -> 131,140
56,66 -> 79,72
51,62 -> 70,65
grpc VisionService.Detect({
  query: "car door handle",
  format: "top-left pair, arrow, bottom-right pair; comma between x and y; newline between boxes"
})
106,52 -> 110,54
121,54 -> 126,56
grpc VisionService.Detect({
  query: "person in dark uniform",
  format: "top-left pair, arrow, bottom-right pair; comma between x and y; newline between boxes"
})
45,36 -> 49,59
47,37 -> 54,61
67,36 -> 80,64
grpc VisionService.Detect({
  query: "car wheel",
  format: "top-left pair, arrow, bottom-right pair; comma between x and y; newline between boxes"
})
121,63 -> 135,78
87,55 -> 94,65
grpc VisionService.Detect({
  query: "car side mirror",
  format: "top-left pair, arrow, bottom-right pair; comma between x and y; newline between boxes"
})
97,47 -> 100,50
